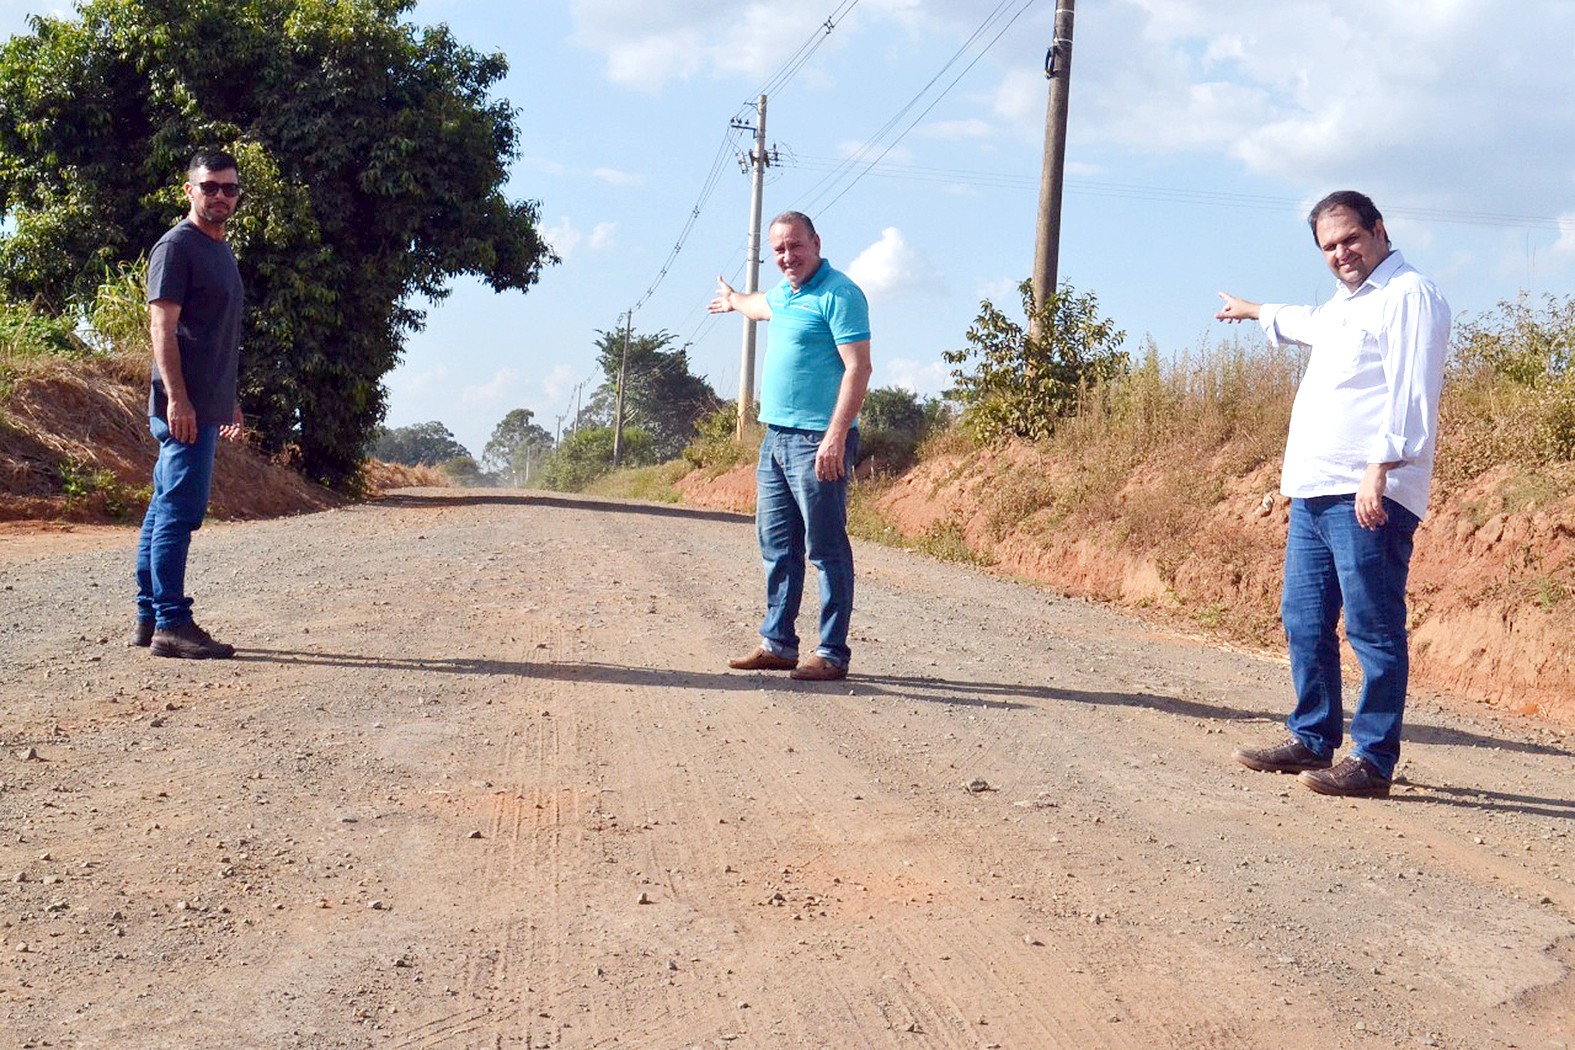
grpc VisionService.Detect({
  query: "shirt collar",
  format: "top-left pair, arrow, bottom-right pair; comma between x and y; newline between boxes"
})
1335,249 -> 1406,299
789,259 -> 830,294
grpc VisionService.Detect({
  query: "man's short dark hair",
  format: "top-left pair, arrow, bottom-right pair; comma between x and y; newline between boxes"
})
1307,190 -> 1382,240
770,210 -> 816,238
188,149 -> 239,177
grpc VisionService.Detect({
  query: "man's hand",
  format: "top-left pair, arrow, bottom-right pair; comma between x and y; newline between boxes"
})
220,406 -> 245,443
1215,293 -> 1261,323
708,278 -> 737,314
1356,463 -> 1391,529
815,431 -> 848,482
167,397 -> 198,444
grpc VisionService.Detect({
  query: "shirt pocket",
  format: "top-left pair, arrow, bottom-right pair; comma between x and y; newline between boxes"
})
1328,317 -> 1384,390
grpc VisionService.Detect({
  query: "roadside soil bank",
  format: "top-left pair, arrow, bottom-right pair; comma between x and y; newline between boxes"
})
677,451 -> 1575,732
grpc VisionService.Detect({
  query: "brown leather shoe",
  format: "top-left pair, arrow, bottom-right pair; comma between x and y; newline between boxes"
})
151,621 -> 235,660
789,655 -> 847,681
129,619 -> 154,648
727,647 -> 797,671
1233,736 -> 1332,773
1299,756 -> 1392,798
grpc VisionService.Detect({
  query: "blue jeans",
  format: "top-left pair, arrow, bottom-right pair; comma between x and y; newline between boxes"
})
1281,494 -> 1419,778
755,425 -> 858,667
135,417 -> 219,629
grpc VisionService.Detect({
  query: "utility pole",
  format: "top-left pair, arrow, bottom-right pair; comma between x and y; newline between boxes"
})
1031,0 -> 1076,341
734,94 -> 770,439
612,311 -> 632,466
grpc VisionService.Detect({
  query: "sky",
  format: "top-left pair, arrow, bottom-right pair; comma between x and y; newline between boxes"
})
3,0 -> 1574,461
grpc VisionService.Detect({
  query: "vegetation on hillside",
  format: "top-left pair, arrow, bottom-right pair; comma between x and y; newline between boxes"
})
0,0 -> 555,489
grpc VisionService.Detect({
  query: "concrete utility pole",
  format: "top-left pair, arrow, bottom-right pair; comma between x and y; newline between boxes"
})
1031,0 -> 1076,341
734,94 -> 770,439
612,311 -> 632,466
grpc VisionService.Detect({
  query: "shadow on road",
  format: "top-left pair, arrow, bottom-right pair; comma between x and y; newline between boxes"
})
1392,782 -> 1575,821
234,648 -> 1259,717
370,491 -> 752,525
232,649 -> 1571,766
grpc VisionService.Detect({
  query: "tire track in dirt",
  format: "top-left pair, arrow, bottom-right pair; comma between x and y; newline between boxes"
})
2,489 -> 1571,1049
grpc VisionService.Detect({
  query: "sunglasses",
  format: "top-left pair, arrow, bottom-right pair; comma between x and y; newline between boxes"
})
196,181 -> 242,198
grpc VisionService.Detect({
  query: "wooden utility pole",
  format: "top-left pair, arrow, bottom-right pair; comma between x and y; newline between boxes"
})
1031,0 -> 1076,340
612,311 -> 632,466
736,94 -> 769,439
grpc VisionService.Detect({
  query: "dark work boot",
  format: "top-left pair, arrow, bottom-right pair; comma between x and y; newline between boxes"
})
150,621 -> 236,660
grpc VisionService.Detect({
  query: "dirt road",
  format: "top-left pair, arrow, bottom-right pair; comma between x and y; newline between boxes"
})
1,489 -> 1571,1049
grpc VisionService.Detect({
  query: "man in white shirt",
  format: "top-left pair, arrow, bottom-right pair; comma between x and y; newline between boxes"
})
1215,190 -> 1451,798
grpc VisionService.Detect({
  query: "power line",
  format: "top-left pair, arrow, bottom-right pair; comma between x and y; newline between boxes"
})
792,0 -> 1030,217
751,0 -> 861,103
806,0 -> 1035,217
789,156 -> 1573,231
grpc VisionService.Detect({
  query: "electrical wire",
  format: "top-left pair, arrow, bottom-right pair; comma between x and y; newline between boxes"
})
804,0 -> 1035,217
749,0 -> 861,104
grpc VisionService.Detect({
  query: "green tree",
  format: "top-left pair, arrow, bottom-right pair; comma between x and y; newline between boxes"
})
586,324 -> 723,461
0,0 -> 555,487
858,386 -> 949,474
482,407 -> 554,486
370,421 -> 470,466
943,280 -> 1128,442
538,425 -> 655,492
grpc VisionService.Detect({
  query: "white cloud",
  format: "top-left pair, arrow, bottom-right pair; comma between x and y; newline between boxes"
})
591,167 -> 645,187
386,364 -> 450,397
542,364 -> 577,403
589,221 -> 619,251
845,226 -> 945,304
1553,215 -> 1575,260
879,357 -> 952,398
974,278 -> 1020,308
463,367 -> 523,407
916,117 -> 992,141
542,217 -> 582,259
571,0 -> 847,90
1069,0 -> 1575,212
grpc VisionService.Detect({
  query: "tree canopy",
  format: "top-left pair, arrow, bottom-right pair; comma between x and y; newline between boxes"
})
482,407 -> 554,486
369,420 -> 470,467
944,280 -> 1127,442
0,0 -> 555,487
585,323 -> 723,462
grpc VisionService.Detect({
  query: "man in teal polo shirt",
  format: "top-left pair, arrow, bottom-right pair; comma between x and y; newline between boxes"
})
709,211 -> 872,681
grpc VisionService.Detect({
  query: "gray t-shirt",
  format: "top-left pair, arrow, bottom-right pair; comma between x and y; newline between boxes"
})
146,219 -> 244,426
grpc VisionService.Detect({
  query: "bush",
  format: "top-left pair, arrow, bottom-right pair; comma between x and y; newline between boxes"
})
540,426 -> 655,491
1441,293 -> 1575,483
858,387 -> 950,475
943,279 -> 1127,442
683,402 -> 760,473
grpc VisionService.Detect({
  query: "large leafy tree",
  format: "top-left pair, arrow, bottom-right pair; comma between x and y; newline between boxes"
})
585,324 -> 723,461
0,0 -> 554,487
482,407 -> 553,485
369,420 -> 469,467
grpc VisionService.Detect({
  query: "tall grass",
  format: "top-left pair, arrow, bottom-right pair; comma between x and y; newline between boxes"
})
973,334 -> 1299,546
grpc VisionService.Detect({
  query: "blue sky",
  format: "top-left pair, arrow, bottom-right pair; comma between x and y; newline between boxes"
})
4,1 -> 1575,460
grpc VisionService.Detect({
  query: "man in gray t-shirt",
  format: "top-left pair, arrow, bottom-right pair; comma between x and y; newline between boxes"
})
132,149 -> 246,659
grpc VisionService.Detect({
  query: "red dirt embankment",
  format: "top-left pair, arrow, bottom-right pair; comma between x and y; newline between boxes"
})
678,448 -> 1575,730
1,358 -> 339,523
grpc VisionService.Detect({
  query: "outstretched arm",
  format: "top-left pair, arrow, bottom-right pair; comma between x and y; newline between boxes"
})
709,277 -> 771,321
1215,292 -> 1261,323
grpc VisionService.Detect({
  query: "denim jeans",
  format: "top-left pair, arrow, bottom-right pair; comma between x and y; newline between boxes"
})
135,417 -> 219,629
754,425 -> 858,667
1281,494 -> 1419,778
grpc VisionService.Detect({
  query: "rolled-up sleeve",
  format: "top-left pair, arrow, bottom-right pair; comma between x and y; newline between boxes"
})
1369,283 -> 1451,465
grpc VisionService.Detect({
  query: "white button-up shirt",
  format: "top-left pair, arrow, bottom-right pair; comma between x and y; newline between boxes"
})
1260,250 -> 1451,520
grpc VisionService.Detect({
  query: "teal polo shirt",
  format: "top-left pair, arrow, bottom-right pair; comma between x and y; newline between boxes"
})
760,260 -> 870,431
